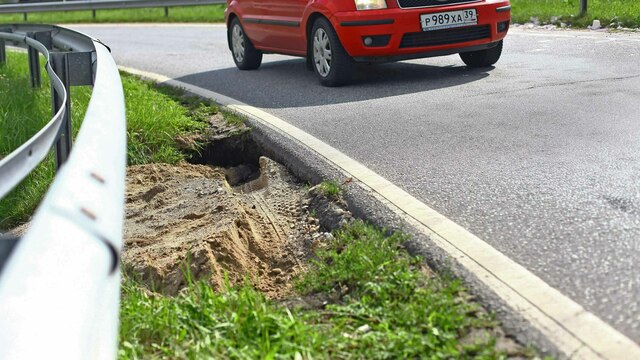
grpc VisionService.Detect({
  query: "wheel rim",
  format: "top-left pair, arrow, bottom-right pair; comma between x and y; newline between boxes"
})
231,24 -> 245,63
313,28 -> 331,77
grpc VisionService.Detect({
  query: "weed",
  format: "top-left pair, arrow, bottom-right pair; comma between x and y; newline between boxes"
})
317,180 -> 342,199
221,109 -> 247,128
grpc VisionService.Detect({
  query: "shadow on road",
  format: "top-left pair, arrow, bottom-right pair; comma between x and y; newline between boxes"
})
173,58 -> 493,108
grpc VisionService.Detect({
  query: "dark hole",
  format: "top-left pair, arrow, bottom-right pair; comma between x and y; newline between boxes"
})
188,132 -> 263,186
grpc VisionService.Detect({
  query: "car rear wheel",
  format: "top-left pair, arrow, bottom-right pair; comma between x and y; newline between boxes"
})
229,18 -> 262,70
459,40 -> 503,68
311,18 -> 353,87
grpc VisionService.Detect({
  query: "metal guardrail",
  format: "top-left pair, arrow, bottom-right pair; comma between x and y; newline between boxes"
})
0,0 -> 226,19
0,27 -> 69,198
0,24 -> 126,359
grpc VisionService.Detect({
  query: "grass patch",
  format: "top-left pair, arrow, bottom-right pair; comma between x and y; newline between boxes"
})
220,109 -> 247,128
317,180 -> 342,199
511,0 -> 640,28
124,76 -> 208,165
120,221 -> 514,359
0,52 -> 213,229
153,84 -> 246,129
0,5 -> 225,24
119,279 -> 323,359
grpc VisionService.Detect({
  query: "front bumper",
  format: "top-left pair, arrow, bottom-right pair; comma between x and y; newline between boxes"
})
330,1 -> 510,59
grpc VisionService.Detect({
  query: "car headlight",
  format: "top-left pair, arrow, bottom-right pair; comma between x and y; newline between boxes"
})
354,0 -> 387,10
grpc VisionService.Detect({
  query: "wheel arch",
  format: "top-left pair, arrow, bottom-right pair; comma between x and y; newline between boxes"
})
305,12 -> 330,57
226,11 -> 238,25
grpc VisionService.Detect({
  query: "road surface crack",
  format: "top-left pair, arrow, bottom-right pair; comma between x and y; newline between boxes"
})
474,73 -> 640,97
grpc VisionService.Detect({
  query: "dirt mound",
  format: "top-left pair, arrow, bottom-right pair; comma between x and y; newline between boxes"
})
123,157 -> 320,298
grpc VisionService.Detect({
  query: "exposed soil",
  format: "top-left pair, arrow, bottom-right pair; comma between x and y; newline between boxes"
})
122,109 -> 356,298
124,157 -> 326,298
5,223 -> 28,237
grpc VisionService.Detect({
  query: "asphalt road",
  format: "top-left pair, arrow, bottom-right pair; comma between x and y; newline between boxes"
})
73,24 -> 640,342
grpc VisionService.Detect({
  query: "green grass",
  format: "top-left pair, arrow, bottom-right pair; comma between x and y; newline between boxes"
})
124,76 -> 208,165
511,0 -> 640,28
0,52 -> 91,229
317,180 -> 342,199
0,5 -> 226,24
220,109 -> 247,128
0,52 -> 212,229
153,84 -> 246,129
119,278 -> 323,359
120,221 -> 513,359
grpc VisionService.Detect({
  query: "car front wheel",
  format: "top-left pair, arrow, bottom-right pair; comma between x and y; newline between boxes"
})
459,40 -> 503,68
229,18 -> 262,70
311,17 -> 353,87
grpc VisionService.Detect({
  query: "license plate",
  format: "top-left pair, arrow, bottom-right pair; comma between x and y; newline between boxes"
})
420,9 -> 477,31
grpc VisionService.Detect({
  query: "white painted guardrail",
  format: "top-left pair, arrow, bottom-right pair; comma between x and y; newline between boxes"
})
0,24 -> 126,359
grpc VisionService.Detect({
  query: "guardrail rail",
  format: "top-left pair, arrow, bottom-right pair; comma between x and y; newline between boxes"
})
0,24 -> 126,359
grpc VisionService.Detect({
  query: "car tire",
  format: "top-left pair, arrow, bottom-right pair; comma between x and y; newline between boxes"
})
459,40 -> 503,68
229,18 -> 262,70
311,17 -> 353,87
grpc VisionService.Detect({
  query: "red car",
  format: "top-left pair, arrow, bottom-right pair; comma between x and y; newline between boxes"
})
225,0 -> 511,86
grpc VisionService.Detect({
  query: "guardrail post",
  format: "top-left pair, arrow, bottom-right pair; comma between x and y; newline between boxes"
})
50,53 -> 71,168
34,31 -> 53,49
50,51 -> 94,170
164,6 -> 169,17
0,28 -> 10,65
26,31 -> 52,88
579,0 -> 587,17
27,33 -> 41,87
0,39 -> 6,65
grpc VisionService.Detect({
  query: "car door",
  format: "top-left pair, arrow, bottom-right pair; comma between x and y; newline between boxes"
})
259,0 -> 308,54
237,0 -> 272,47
